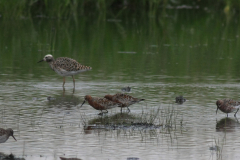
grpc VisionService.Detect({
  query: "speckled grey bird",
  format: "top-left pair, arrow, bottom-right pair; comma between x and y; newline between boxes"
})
38,54 -> 92,88
0,128 -> 17,143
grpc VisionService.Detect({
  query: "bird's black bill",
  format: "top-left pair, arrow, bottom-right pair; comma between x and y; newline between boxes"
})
12,135 -> 17,141
80,100 -> 86,108
216,107 -> 219,114
38,59 -> 44,63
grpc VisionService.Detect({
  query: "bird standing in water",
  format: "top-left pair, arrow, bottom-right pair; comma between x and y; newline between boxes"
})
80,95 -> 122,115
104,93 -> 145,112
38,54 -> 92,88
0,128 -> 17,143
216,99 -> 240,117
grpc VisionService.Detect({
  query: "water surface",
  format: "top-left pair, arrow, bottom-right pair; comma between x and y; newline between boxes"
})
1,9 -> 240,160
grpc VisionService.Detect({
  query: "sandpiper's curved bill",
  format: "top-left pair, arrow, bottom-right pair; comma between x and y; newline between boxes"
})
80,100 -> 86,108
216,107 -> 219,114
12,135 -> 17,141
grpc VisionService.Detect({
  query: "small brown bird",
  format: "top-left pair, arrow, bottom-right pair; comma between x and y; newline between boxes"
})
0,128 -> 17,143
80,95 -> 122,115
216,99 -> 240,117
38,54 -> 92,88
104,93 -> 145,112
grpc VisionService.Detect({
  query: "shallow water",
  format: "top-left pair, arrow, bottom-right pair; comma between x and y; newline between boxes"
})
1,9 -> 240,160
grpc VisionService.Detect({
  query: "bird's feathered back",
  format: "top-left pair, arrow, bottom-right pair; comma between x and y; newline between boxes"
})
54,57 -> 92,72
104,93 -> 144,107
216,99 -> 240,113
84,95 -> 121,110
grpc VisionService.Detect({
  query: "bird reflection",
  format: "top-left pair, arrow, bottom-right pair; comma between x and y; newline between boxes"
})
47,91 -> 81,108
60,157 -> 82,160
216,117 -> 240,132
83,112 -> 161,134
84,112 -> 135,134
62,86 -> 75,95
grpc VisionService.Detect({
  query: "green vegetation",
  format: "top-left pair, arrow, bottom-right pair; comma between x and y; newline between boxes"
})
80,106 -> 183,133
0,0 -> 240,19
80,106 -> 185,142
1,0 -> 240,84
0,152 -> 25,160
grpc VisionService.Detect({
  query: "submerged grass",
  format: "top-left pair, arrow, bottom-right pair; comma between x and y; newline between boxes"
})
81,105 -> 184,136
87,112 -> 137,125
80,105 -> 186,145
0,152 -> 25,160
209,136 -> 225,160
215,138 -> 224,160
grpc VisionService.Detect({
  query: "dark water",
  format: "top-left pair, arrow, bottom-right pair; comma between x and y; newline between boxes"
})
1,9 -> 240,160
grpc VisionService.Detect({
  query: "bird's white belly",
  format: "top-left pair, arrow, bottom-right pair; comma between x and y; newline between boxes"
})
0,135 -> 8,143
54,69 -> 88,77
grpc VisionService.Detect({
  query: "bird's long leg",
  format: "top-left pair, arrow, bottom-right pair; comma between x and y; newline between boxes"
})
72,87 -> 75,94
235,116 -> 239,123
72,75 -> 75,88
127,107 -> 130,113
80,100 -> 86,108
62,88 -> 65,95
227,113 -> 228,117
62,77 -> 66,87
234,108 -> 239,117
98,110 -> 103,116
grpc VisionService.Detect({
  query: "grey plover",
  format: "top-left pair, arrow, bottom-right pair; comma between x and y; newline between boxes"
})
80,95 -> 122,115
38,54 -> 92,88
216,99 -> 240,117
0,128 -> 17,143
104,93 -> 145,112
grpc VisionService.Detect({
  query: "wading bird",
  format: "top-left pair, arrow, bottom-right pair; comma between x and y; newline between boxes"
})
0,128 -> 17,143
216,99 -> 240,117
80,95 -> 122,115
104,93 -> 145,112
38,54 -> 92,88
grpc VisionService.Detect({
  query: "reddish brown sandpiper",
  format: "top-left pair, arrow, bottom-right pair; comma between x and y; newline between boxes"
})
80,95 -> 122,115
216,99 -> 240,117
104,93 -> 145,112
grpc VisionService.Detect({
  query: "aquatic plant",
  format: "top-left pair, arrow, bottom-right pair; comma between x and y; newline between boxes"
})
0,0 -> 239,19
209,137 -> 224,160
81,105 -> 184,136
0,152 -> 25,160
